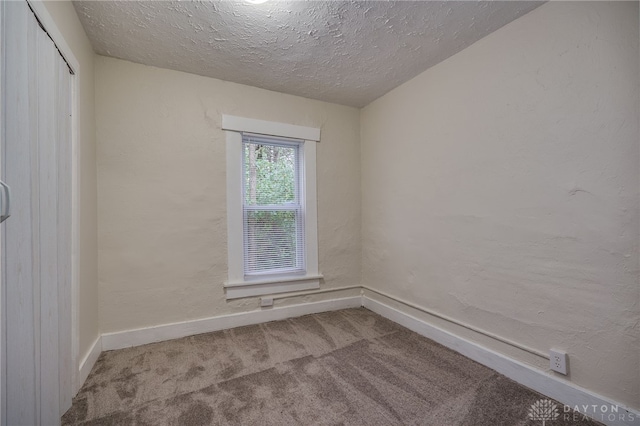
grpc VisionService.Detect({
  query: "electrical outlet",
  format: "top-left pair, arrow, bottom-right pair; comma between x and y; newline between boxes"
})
550,349 -> 568,375
260,297 -> 273,307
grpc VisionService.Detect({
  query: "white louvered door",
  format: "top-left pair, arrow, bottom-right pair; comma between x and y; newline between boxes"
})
1,1 -> 73,424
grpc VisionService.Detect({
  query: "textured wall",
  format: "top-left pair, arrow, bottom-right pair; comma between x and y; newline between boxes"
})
361,2 -> 639,409
96,56 -> 361,333
41,0 -> 99,376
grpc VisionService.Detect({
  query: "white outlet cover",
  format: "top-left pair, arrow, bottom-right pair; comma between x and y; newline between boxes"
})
550,349 -> 568,375
260,297 -> 274,307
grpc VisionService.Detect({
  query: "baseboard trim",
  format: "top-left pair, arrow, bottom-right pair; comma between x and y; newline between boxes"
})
102,296 -> 361,351
76,292 -> 639,426
77,335 -> 102,393
363,295 -> 640,426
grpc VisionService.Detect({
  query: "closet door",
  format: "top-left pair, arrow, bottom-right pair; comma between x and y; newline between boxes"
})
3,3 -> 38,423
2,1 -> 72,424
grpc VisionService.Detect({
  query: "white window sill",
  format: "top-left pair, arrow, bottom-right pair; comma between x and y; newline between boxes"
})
224,274 -> 323,300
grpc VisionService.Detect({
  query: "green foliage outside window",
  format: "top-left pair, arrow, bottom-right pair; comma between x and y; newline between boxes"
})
243,142 -> 300,272
244,143 -> 296,205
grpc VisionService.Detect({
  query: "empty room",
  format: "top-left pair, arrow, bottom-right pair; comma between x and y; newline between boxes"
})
1,0 -> 638,425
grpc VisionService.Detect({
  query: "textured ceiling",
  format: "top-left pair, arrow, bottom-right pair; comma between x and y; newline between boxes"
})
74,1 -> 543,107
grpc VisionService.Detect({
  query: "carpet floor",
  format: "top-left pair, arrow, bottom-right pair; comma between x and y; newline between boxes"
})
62,308 -> 601,425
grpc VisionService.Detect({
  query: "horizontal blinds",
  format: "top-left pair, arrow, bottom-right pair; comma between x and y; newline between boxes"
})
242,133 -> 305,276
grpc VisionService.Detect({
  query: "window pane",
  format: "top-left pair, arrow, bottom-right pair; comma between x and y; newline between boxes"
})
244,142 -> 297,206
245,209 -> 302,274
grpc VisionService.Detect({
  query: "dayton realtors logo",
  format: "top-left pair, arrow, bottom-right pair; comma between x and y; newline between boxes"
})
528,399 -> 638,424
564,403 -> 637,423
528,399 -> 559,425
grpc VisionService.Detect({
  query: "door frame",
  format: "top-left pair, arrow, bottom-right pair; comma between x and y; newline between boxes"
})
0,0 -> 82,414
26,0 -> 82,397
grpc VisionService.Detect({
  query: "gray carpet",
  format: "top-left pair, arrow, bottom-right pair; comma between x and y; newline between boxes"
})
62,308 -> 601,425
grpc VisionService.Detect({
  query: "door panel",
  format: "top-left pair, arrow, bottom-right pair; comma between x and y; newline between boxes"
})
4,3 -> 38,422
2,1 -> 73,424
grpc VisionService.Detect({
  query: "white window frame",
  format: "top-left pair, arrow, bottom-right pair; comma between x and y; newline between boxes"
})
242,135 -> 305,277
222,115 -> 321,299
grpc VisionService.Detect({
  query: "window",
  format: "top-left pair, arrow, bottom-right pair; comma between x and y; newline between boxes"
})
222,115 -> 321,299
242,134 -> 304,276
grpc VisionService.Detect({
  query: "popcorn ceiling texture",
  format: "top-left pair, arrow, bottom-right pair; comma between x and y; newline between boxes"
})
74,0 -> 542,107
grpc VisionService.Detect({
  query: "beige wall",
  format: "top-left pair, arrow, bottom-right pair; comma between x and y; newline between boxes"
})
361,1 -> 639,409
95,56 -> 361,333
41,1 -> 99,373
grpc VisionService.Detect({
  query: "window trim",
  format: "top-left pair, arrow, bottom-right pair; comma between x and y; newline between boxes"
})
222,115 -> 321,299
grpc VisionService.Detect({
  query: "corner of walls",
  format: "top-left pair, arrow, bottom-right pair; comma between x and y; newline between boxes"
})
77,335 -> 102,393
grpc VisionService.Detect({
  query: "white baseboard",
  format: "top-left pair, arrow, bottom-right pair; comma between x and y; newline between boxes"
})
75,292 -> 639,426
363,295 -> 640,426
77,335 -> 102,393
102,296 -> 361,351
